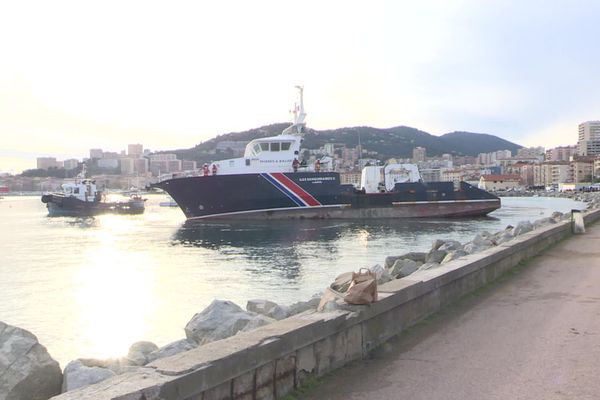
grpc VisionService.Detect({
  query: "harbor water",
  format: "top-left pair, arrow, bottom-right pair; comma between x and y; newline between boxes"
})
0,195 -> 586,366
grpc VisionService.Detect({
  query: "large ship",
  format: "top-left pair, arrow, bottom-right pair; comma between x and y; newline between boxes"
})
153,87 -> 500,220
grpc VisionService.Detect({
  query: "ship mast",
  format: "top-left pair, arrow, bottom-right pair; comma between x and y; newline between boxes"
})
282,86 -> 307,135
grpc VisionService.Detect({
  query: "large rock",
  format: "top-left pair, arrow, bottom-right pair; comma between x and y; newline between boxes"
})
185,300 -> 274,345
246,299 -> 289,320
533,217 -> 555,228
418,262 -> 440,271
441,250 -> 468,264
146,339 -> 198,363
74,357 -> 132,375
464,241 -> 492,254
126,341 -> 159,366
472,232 -> 496,247
287,297 -> 321,316
384,252 -> 426,268
369,264 -> 393,285
426,249 -> 448,264
512,221 -> 534,236
390,259 -> 419,278
0,321 -> 62,400
438,240 -> 463,252
240,315 -> 276,333
495,231 -> 514,245
61,359 -> 116,393
431,239 -> 445,251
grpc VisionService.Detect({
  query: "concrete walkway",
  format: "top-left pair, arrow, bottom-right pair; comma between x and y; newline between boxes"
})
299,222 -> 600,400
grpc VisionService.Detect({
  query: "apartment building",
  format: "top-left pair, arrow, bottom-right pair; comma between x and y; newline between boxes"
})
578,121 -> 600,156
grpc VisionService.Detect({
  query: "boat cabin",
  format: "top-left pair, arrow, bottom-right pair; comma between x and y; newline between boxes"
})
60,179 -> 101,202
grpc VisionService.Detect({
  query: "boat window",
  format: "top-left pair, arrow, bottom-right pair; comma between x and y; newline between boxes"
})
281,142 -> 291,151
271,142 -> 280,151
74,188 -> 79,194
253,143 -> 262,154
260,142 -> 269,151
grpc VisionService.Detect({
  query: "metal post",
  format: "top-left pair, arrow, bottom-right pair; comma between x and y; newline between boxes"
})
571,209 -> 585,234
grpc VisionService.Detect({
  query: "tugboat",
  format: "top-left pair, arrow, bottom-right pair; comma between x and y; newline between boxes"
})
41,167 -> 146,217
153,87 -> 500,220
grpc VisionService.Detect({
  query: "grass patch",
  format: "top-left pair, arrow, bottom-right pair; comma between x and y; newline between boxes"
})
281,375 -> 323,400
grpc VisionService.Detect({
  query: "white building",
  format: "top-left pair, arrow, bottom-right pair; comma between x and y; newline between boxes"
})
478,175 -> 522,191
578,121 -> 600,156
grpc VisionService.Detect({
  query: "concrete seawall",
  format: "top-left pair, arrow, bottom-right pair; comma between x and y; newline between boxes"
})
52,209 -> 600,400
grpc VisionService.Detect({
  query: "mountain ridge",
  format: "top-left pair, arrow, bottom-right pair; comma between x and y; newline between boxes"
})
167,123 -> 522,165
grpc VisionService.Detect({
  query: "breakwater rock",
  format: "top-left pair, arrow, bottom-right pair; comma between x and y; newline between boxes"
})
324,192 -> 600,300
0,321 -> 62,400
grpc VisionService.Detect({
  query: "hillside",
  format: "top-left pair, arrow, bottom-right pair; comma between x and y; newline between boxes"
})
166,123 -> 522,165
439,131 -> 522,156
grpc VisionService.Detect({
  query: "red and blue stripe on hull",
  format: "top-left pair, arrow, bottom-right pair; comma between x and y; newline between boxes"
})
260,173 -> 322,207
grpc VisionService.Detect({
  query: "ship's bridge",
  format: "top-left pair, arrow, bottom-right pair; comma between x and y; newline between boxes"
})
243,135 -> 302,158
206,134 -> 303,175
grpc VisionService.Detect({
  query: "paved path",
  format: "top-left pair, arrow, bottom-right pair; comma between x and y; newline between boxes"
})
299,223 -> 600,400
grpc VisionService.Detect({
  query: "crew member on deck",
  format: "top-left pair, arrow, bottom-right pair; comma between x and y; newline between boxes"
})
292,158 -> 299,172
314,159 -> 321,173
212,164 -> 218,176
202,163 -> 209,176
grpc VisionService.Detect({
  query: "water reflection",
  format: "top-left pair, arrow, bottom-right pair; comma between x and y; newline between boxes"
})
173,217 -> 501,249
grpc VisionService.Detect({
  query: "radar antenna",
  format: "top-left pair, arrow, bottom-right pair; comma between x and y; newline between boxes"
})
282,86 -> 307,135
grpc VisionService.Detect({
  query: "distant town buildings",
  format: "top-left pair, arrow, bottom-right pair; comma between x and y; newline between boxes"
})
517,146 -> 545,161
215,141 -> 247,156
477,150 -> 512,165
16,118 -> 600,193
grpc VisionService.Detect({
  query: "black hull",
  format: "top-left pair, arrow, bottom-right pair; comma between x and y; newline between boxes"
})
154,172 -> 501,220
41,194 -> 145,217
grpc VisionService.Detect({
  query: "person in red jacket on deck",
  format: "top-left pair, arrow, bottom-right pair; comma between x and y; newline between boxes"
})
315,159 -> 321,173
292,158 -> 299,172
212,164 -> 218,176
202,164 -> 209,176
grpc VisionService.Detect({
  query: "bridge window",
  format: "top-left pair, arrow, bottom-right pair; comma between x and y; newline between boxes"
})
281,142 -> 291,151
271,142 -> 280,151
260,143 -> 269,151
253,143 -> 262,154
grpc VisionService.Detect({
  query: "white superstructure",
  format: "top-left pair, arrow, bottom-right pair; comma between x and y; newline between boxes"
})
59,180 -> 101,202
360,163 -> 422,193
207,86 -> 307,176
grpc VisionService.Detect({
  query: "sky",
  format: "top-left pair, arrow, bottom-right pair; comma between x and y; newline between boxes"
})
1,0 -> 600,174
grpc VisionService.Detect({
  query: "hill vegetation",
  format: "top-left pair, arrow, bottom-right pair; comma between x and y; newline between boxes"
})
166,123 -> 522,165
